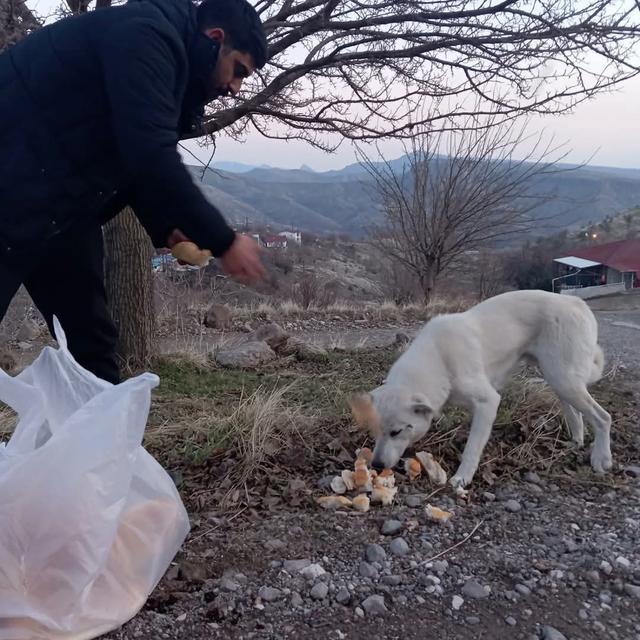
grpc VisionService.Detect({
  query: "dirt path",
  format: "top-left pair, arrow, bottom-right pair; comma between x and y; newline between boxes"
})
158,309 -> 640,375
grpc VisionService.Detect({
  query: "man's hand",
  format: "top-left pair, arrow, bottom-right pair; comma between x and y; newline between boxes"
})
221,233 -> 266,283
167,229 -> 266,283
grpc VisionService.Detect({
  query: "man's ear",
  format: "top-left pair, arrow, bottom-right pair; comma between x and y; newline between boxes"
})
203,27 -> 225,44
349,393 -> 382,439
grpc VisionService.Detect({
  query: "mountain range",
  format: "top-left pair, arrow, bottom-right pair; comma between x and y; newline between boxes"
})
187,158 -> 640,238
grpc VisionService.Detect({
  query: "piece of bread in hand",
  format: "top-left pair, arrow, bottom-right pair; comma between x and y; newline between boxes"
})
171,241 -> 212,267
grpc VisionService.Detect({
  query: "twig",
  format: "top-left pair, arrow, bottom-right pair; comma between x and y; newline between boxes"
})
407,519 -> 484,572
188,506 -> 248,544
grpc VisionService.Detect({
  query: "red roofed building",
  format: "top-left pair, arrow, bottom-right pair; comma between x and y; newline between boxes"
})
553,239 -> 640,296
261,234 -> 288,249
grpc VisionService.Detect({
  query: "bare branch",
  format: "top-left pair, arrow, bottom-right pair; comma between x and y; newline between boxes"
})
187,0 -> 640,147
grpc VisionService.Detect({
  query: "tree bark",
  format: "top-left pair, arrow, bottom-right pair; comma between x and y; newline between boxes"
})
103,208 -> 155,372
419,265 -> 436,305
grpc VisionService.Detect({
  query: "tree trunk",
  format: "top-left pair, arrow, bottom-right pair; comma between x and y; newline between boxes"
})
103,208 -> 155,373
419,266 -> 436,306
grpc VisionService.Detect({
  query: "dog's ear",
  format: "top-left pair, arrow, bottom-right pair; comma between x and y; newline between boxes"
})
349,393 -> 382,438
411,394 -> 432,418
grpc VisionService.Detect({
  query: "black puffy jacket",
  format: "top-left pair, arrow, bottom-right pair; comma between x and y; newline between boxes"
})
0,0 -> 235,266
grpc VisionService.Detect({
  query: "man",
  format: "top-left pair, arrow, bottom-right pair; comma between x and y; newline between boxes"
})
0,0 -> 267,383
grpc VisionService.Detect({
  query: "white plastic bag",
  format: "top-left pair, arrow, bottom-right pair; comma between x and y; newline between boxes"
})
0,319 -> 190,640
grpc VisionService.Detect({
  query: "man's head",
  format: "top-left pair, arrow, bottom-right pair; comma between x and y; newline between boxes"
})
197,0 -> 267,99
350,386 -> 436,471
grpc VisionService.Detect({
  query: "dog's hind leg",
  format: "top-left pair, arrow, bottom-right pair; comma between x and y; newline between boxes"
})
553,384 -> 612,473
450,387 -> 501,489
560,400 -> 584,447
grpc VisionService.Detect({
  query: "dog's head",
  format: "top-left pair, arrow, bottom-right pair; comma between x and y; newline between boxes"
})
349,385 -> 436,471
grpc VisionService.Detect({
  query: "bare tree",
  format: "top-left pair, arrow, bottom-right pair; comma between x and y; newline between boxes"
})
361,112 -> 566,303
0,0 -> 40,51
196,0 -> 640,149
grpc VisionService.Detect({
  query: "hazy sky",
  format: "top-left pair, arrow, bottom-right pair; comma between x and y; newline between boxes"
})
185,75 -> 640,171
26,0 -> 640,172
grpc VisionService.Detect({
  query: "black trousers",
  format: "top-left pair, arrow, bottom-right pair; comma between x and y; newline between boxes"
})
0,224 -> 120,383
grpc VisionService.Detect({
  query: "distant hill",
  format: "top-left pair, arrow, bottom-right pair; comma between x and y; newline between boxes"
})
188,158 -> 640,237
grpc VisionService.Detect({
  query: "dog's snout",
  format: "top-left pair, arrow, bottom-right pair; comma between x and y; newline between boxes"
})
371,458 -> 385,472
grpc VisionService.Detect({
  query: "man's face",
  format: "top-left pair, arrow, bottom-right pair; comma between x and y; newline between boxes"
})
204,27 -> 256,100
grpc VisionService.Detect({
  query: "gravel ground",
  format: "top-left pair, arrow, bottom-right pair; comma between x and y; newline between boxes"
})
101,343 -> 640,640
104,464 -> 640,640
4,296 -> 639,640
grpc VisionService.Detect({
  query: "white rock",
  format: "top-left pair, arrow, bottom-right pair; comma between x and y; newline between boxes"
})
452,595 -> 464,610
301,563 -> 326,580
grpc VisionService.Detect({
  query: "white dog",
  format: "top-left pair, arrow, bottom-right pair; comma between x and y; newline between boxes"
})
351,290 -> 612,489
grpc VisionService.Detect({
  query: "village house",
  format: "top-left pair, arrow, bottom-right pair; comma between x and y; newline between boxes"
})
553,238 -> 640,298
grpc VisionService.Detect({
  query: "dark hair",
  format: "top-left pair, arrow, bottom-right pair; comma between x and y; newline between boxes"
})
197,0 -> 268,69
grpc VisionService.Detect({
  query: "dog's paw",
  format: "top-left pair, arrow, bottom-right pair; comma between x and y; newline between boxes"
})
571,435 -> 585,448
590,446 -> 613,474
449,474 -> 470,491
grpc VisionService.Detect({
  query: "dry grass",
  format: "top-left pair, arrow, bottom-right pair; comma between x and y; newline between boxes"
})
146,382 -> 316,502
0,404 -> 17,440
416,374 -> 574,481
222,296 -> 471,325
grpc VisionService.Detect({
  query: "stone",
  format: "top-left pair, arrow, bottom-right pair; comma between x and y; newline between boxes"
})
204,304 -> 232,330
382,575 -> 403,586
542,625 -> 568,640
219,577 -> 241,592
310,582 -> 329,600
624,583 -> 640,599
505,616 -> 517,626
615,556 -> 631,569
365,544 -> 386,564
216,341 -> 276,368
462,580 -> 490,599
359,562 -> 379,579
264,538 -> 286,552
258,586 -> 282,602
336,587 -> 351,604
290,592 -> 303,607
405,494 -> 424,508
393,332 -> 411,348
504,499 -> 522,513
250,322 -> 288,350
381,520 -> 403,536
301,564 -> 326,581
523,471 -> 542,484
280,336 -> 328,361
452,595 -> 464,611
284,559 -> 311,573
389,538 -> 410,557
515,584 -> 531,596
362,595 -> 388,616
623,465 -> 640,478
432,561 -> 448,575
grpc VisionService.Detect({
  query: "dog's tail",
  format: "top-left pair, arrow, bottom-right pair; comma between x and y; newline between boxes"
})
589,344 -> 605,384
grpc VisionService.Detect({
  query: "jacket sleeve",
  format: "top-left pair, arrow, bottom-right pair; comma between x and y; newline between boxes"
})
98,18 -> 236,256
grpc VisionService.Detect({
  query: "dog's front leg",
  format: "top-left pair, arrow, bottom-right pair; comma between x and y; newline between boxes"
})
450,390 -> 501,489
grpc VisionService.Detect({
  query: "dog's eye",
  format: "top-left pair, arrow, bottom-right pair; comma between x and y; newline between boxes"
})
389,429 -> 403,438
